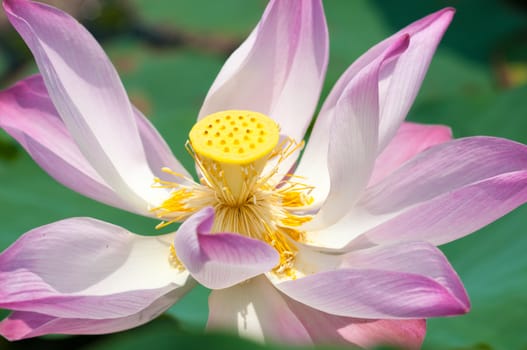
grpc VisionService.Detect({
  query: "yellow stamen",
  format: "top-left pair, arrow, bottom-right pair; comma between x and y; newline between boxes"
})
168,244 -> 185,271
278,179 -> 315,209
264,231 -> 297,278
151,168 -> 198,229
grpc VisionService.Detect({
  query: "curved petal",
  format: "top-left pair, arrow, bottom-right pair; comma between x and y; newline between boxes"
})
273,241 -> 469,319
0,288 -> 186,340
340,242 -> 468,305
208,276 -> 425,349
3,0 -> 163,208
376,8 -> 454,150
0,74 -> 190,215
300,35 -> 409,230
310,137 -> 527,249
303,8 -> 454,162
174,208 -> 279,289
199,0 -> 328,145
0,218 -> 190,319
369,122 -> 452,186
297,8 -> 454,212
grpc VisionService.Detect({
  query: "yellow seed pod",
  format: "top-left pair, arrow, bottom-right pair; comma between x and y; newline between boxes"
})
189,110 -> 280,165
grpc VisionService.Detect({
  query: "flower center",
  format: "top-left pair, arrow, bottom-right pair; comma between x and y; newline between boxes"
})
153,110 -> 313,277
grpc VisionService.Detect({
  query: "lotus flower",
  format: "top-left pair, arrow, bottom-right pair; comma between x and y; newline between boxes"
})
2,0 -> 527,349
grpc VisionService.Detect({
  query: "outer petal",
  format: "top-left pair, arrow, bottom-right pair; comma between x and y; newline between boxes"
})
3,0 -> 163,208
199,0 -> 328,145
297,8 -> 454,212
174,208 -> 279,289
301,35 -> 409,230
368,122 -> 452,186
273,242 -> 469,319
0,75 -> 190,215
0,75 -> 128,211
310,137 -> 527,249
0,289 -> 183,340
208,276 -> 425,349
0,218 -> 191,318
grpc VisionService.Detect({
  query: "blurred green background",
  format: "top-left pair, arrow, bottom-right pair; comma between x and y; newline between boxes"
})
0,0 -> 526,349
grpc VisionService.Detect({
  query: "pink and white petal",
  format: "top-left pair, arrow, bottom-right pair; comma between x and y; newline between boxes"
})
208,276 -> 425,349
0,218 -> 191,319
358,137 -> 527,247
0,75 -> 134,212
207,276 -> 312,344
319,8 -> 454,118
358,171 -> 527,248
199,0 -> 328,145
304,8 -> 454,167
297,8 -> 454,209
274,269 -> 465,320
301,35 -> 409,230
273,241 -> 468,319
174,208 -> 279,289
283,295 -> 426,350
369,122 -> 452,186
308,137 -> 527,249
0,288 -> 185,340
4,0 -> 162,208
0,74 -> 189,215
341,241 -> 468,305
376,9 -> 454,150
